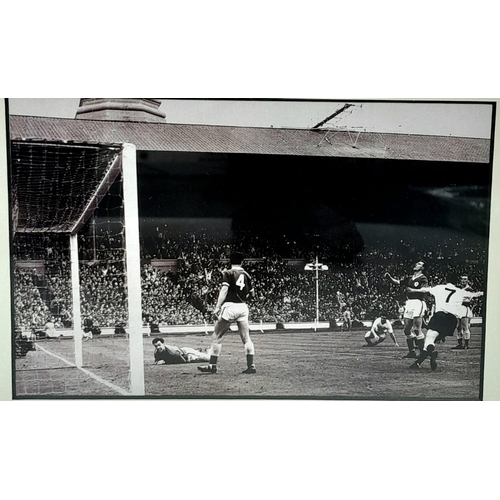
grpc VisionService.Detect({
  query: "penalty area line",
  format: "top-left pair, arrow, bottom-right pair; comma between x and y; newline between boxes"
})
34,343 -> 131,396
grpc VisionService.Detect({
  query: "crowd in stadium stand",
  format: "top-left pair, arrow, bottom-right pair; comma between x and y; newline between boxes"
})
11,227 -> 487,332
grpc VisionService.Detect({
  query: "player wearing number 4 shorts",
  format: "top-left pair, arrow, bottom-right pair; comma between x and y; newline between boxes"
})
198,252 -> 256,374
407,271 -> 483,371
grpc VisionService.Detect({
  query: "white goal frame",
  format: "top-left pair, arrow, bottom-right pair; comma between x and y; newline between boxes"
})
13,140 -> 145,396
68,143 -> 144,395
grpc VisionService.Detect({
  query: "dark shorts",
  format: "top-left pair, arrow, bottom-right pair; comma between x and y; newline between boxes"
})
428,311 -> 458,338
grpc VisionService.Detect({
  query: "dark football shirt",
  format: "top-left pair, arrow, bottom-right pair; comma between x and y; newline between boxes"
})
222,266 -> 254,303
403,274 -> 428,300
154,345 -> 186,364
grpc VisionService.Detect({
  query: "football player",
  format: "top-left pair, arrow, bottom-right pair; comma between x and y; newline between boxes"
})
363,312 -> 399,347
407,271 -> 483,370
152,337 -> 210,364
385,261 -> 428,359
451,274 -> 474,350
198,252 -> 256,374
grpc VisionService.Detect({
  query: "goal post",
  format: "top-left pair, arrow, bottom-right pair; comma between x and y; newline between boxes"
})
11,139 -> 145,396
121,143 -> 145,395
70,233 -> 83,368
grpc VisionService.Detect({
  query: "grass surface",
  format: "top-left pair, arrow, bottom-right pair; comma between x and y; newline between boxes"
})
14,326 -> 483,400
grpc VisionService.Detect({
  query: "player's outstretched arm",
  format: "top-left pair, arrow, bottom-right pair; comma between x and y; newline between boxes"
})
385,272 -> 400,285
390,330 -> 399,346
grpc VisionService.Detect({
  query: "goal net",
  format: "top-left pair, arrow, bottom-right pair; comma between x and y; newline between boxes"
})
11,140 -> 144,396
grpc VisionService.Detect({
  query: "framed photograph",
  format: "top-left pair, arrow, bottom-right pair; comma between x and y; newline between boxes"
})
3,98 -> 497,400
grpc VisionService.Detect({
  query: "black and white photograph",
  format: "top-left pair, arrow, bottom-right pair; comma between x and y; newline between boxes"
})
5,98 -> 496,399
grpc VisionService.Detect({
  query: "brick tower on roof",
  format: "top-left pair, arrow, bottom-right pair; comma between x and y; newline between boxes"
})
75,98 -> 166,122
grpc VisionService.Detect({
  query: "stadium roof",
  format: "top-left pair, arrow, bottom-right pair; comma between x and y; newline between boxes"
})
9,115 -> 491,163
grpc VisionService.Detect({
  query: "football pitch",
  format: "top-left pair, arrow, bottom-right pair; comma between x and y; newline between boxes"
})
14,326 -> 483,400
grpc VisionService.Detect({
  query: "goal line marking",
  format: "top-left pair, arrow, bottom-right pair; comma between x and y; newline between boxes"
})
35,343 -> 131,396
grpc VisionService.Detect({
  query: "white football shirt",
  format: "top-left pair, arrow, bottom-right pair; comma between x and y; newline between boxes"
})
429,284 -> 478,317
371,317 -> 393,335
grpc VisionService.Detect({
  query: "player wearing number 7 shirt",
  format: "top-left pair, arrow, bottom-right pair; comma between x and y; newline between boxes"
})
198,252 -> 256,374
407,271 -> 484,371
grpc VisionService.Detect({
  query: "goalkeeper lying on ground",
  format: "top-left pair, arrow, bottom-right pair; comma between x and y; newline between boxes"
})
152,337 -> 211,364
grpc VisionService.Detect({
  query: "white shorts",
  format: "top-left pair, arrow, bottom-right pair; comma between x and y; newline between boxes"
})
459,305 -> 473,319
404,299 -> 427,320
365,331 -> 385,342
220,302 -> 249,323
